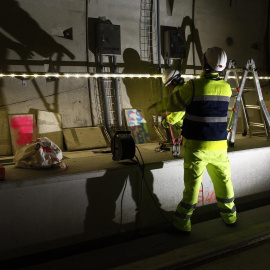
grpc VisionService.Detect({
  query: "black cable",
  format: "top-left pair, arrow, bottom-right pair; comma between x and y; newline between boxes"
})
118,144 -> 172,234
118,157 -> 141,232
135,146 -> 171,225
120,177 -> 128,232
134,154 -> 143,230
85,0 -> 94,125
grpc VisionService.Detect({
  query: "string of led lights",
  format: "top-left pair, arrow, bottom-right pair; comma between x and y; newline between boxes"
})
0,73 -> 269,80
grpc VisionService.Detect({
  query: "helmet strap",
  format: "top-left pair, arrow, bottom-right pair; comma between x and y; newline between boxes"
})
171,75 -> 184,86
203,53 -> 213,73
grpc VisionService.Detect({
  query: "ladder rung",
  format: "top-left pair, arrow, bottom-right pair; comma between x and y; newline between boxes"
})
231,87 -> 254,91
249,122 -> 265,128
225,59 -> 270,144
226,68 -> 245,72
245,105 -> 260,110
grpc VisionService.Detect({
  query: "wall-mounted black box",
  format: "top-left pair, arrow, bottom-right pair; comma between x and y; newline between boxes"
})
164,28 -> 186,59
96,22 -> 121,55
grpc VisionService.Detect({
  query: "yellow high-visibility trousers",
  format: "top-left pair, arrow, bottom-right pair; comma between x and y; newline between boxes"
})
173,147 -> 237,232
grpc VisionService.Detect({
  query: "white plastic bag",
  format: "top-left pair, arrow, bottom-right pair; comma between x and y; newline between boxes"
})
14,137 -> 67,169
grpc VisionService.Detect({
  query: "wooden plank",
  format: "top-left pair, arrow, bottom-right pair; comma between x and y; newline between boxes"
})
0,110 -> 12,155
37,110 -> 63,150
8,114 -> 37,155
63,127 -> 107,151
124,109 -> 151,144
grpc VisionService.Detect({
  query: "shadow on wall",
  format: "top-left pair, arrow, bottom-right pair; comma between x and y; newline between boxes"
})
84,162 -> 172,238
122,17 -> 204,140
122,48 -> 162,141
0,0 -> 75,117
160,16 -> 203,74
180,16 -> 203,74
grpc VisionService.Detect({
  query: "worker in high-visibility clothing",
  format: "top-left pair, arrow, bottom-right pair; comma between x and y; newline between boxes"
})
150,47 -> 237,233
161,68 -> 185,137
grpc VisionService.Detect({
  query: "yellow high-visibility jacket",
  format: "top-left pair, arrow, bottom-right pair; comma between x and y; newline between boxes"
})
154,72 -> 232,150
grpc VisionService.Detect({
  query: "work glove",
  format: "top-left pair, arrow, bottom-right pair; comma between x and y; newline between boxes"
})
179,77 -> 185,86
161,118 -> 169,128
174,122 -> 182,130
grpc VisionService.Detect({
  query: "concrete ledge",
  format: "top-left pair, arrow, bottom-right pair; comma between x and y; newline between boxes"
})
0,138 -> 270,260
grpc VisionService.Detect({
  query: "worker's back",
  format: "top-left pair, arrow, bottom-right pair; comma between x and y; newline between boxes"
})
182,73 -> 232,151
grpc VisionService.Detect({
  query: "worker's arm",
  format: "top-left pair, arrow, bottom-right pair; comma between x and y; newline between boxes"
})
151,80 -> 193,113
167,111 -> 185,125
162,111 -> 185,128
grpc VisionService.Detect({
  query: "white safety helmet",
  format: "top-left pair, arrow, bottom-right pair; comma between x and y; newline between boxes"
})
162,68 -> 181,87
204,47 -> 227,72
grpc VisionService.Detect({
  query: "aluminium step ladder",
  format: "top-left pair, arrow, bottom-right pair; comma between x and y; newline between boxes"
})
224,59 -> 250,139
224,59 -> 270,146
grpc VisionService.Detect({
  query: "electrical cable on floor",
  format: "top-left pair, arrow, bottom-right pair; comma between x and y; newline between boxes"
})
118,144 -> 171,234
119,157 -> 142,232
120,177 -> 128,232
134,154 -> 144,231
135,145 -> 172,225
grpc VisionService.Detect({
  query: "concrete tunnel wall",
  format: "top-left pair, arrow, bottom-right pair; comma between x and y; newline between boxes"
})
1,0 -> 270,261
0,0 -> 270,142
0,146 -> 270,259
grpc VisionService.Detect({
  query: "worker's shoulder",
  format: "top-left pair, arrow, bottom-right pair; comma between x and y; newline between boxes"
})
173,80 -> 193,93
222,79 -> 231,86
179,79 -> 194,88
218,78 -> 232,88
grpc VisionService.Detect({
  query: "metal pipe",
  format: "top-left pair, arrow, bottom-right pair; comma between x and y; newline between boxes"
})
113,56 -> 122,129
156,0 -> 163,98
85,0 -> 94,125
192,0 -> 196,75
156,0 -> 161,73
99,55 -> 112,138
